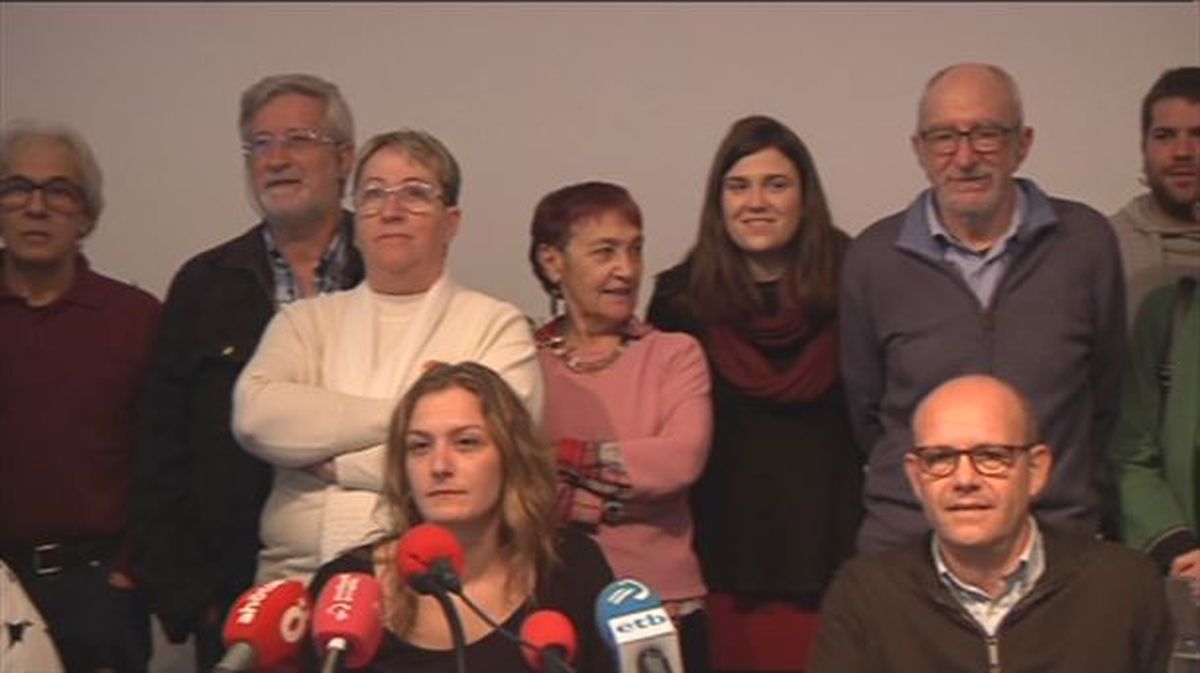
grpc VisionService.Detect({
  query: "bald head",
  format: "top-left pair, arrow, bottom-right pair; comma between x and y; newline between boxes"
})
917,63 -> 1025,131
913,375 -> 1039,447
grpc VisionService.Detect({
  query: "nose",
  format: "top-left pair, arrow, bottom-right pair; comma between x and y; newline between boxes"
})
379,191 -> 409,221
614,248 -> 641,281
949,452 -> 983,490
1169,132 -> 1200,159
429,443 -> 454,478
950,136 -> 981,168
261,140 -> 293,169
746,184 -> 768,210
24,186 -> 49,215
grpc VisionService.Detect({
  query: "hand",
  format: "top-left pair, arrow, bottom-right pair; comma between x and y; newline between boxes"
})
305,459 -> 337,483
1170,549 -> 1200,603
107,570 -> 136,590
555,439 -> 594,473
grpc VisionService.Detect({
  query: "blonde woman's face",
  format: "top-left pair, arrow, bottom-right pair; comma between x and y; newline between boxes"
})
403,387 -> 503,535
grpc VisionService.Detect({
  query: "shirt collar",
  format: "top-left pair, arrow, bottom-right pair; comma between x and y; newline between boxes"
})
926,182 -> 1028,257
933,516 -> 1044,600
0,252 -> 104,309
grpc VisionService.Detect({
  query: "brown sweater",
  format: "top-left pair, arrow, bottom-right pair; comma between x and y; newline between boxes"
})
810,527 -> 1173,673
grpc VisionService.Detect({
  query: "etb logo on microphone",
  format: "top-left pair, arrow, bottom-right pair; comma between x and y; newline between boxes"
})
603,579 -> 652,606
607,607 -> 674,645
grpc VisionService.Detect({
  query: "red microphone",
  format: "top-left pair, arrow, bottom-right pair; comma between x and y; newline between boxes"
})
520,609 -> 578,673
395,523 -> 466,595
215,579 -> 310,671
312,572 -> 384,673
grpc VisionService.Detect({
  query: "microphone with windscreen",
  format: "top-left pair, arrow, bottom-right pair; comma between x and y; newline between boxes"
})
395,523 -> 469,673
520,609 -> 579,673
214,578 -> 310,672
312,572 -> 384,673
594,578 -> 684,673
396,522 -> 465,594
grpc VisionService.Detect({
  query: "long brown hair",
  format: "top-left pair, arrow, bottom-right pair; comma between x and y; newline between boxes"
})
681,115 -> 848,323
379,362 -> 558,634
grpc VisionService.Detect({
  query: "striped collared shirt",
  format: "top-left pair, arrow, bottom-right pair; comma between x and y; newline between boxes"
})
933,517 -> 1045,636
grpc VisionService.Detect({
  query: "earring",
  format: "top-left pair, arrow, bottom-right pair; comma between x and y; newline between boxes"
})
549,284 -> 564,321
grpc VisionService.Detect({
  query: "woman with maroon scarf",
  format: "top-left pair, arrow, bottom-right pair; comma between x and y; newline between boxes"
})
647,115 -> 861,673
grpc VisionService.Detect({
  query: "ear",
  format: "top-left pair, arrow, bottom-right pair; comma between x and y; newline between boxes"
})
903,452 -> 926,503
1013,126 -> 1034,168
1025,443 -> 1052,499
442,206 -> 462,246
337,143 -> 355,182
535,243 -> 564,286
910,132 -> 923,158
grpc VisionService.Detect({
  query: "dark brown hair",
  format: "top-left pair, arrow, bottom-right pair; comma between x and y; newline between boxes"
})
1141,67 -> 1200,141
679,115 -> 848,323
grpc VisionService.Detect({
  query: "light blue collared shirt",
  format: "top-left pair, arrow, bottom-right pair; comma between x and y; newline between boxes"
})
933,517 -> 1045,636
926,185 -> 1028,309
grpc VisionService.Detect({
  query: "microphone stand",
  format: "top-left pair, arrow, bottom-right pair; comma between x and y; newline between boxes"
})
413,572 -> 468,673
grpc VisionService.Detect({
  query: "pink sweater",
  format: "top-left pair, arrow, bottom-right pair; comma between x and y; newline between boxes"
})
538,329 -> 712,600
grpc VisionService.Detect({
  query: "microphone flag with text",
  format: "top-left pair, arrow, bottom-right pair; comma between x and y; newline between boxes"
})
594,578 -> 684,673
312,572 -> 384,673
214,578 -> 310,672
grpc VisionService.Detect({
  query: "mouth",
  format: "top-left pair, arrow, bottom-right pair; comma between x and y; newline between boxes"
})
264,177 -> 303,190
945,503 -> 992,513
426,489 -> 465,498
949,174 -> 991,190
18,230 -> 53,243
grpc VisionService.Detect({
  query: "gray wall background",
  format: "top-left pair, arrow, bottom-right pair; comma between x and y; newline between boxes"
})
3,2 -> 1197,322
1,4 -> 1197,669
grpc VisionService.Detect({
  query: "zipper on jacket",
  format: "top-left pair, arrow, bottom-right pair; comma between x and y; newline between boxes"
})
986,636 -> 1001,673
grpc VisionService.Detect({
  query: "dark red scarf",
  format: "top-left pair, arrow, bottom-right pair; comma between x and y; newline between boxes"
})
706,304 -> 839,404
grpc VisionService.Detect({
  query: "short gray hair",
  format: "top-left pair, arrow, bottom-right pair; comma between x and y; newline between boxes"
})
0,120 -> 104,221
352,129 -> 462,206
238,73 -> 355,146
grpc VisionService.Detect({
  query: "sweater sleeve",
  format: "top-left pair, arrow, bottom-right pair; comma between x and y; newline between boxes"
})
232,304 -> 395,468
1109,285 -> 1198,559
839,238 -> 884,456
330,301 -> 544,492
612,336 -> 711,502
1088,219 -> 1128,462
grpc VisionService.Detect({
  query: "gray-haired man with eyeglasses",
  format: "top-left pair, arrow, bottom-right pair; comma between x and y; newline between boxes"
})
0,121 -> 161,672
132,73 -> 364,670
811,375 -> 1171,673
840,62 -> 1127,554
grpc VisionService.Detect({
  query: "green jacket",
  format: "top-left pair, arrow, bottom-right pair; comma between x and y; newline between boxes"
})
1110,278 -> 1199,567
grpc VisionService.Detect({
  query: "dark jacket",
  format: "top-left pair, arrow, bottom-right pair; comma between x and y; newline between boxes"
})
810,527 -> 1173,673
840,179 -> 1127,552
133,215 -> 363,641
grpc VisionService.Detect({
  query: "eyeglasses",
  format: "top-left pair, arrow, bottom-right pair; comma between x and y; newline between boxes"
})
0,176 -> 88,215
910,443 -> 1035,478
918,124 -> 1017,156
242,128 -> 338,158
355,181 -> 444,216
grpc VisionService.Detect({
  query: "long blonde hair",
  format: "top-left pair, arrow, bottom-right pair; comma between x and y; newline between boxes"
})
379,362 -> 559,634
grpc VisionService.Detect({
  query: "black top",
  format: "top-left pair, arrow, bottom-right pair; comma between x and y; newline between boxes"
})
304,527 -> 616,673
647,261 -> 862,602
